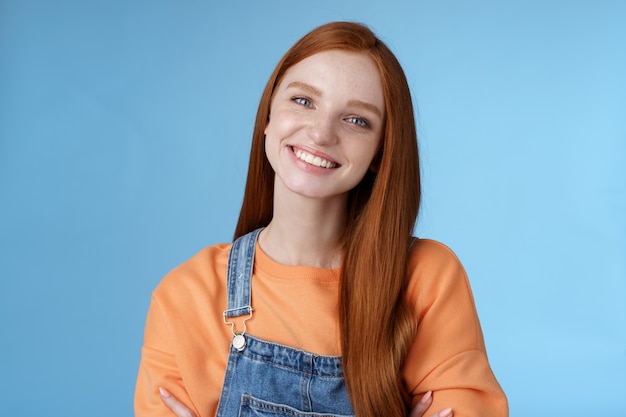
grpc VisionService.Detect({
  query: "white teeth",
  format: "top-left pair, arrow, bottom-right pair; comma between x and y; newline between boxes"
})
294,149 -> 337,168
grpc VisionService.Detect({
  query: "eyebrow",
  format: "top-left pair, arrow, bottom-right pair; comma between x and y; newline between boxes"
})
347,99 -> 383,119
286,81 -> 383,119
286,81 -> 322,97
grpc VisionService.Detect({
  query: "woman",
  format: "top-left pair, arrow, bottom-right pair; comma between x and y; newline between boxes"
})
135,22 -> 508,417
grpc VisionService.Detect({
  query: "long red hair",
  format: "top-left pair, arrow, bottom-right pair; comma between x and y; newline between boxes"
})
234,22 -> 420,417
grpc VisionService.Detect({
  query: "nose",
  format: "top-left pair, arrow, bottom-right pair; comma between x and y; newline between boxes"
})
307,113 -> 338,146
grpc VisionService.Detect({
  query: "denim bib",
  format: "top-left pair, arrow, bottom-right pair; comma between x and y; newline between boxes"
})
216,229 -> 355,417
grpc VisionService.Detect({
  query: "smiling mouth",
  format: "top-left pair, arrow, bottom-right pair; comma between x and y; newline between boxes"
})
292,147 -> 338,169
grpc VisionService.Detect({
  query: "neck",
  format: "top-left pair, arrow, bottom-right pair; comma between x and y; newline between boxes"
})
259,186 -> 347,269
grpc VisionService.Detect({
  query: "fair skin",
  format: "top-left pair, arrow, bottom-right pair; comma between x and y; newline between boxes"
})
160,50 -> 453,417
261,49 -> 385,269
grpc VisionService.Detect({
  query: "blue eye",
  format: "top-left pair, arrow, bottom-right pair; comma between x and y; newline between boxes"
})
293,97 -> 312,107
346,116 -> 369,128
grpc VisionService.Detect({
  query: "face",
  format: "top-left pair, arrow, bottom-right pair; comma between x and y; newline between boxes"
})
264,50 -> 385,203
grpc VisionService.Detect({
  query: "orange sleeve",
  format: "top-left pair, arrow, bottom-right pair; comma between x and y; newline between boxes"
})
403,240 -> 508,417
134,244 -> 231,417
134,294 -> 201,417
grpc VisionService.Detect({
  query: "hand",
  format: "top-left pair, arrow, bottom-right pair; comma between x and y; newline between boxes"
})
159,387 -> 197,417
410,391 -> 453,417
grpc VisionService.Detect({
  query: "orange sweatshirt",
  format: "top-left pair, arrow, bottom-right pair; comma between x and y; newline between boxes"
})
134,239 -> 508,417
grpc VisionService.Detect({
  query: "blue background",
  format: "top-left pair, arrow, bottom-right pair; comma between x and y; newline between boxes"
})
1,1 -> 624,416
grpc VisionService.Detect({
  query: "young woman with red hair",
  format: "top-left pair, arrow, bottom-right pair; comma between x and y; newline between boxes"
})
135,22 -> 507,417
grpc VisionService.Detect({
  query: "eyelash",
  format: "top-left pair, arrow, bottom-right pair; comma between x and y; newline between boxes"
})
345,116 -> 370,128
292,97 -> 312,107
291,96 -> 370,129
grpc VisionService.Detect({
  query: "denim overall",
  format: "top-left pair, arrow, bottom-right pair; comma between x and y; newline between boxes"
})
216,229 -> 355,417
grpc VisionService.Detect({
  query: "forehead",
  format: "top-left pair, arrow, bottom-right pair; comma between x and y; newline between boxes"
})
277,50 -> 385,109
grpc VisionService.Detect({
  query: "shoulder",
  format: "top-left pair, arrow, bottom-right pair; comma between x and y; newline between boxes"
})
405,238 -> 473,311
407,238 -> 467,281
152,242 -> 232,309
409,238 -> 461,261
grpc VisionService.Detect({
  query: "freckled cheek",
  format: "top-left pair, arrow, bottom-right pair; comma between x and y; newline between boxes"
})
264,119 -> 298,161
344,141 -> 381,169
265,115 -> 304,141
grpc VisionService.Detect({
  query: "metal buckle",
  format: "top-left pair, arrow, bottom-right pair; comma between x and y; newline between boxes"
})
222,306 -> 253,351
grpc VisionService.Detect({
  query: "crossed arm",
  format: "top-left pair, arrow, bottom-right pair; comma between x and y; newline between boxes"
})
158,387 -> 453,417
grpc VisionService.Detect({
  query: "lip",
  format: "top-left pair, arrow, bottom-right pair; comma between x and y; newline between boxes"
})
289,145 -> 340,168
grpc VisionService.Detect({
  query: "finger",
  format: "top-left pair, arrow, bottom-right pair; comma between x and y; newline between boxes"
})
159,387 -> 197,417
410,391 -> 432,417
429,408 -> 453,417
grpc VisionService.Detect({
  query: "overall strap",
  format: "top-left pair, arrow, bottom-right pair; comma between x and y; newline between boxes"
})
222,228 -> 262,350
